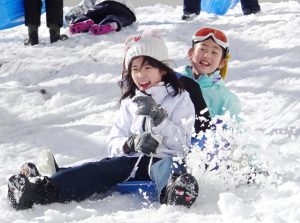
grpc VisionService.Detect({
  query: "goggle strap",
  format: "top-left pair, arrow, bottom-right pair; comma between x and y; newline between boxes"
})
193,32 -> 229,49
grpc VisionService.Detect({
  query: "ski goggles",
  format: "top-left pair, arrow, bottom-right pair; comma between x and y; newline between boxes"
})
192,27 -> 229,49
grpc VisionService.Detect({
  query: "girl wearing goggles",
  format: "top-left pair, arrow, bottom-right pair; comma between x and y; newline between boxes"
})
190,27 -> 229,79
177,27 -> 241,119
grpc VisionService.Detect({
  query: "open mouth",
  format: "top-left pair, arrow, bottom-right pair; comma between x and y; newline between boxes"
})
140,82 -> 151,90
200,61 -> 210,66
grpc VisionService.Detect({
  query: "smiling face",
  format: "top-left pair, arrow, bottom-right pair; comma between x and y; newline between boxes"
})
188,38 -> 226,77
130,56 -> 166,91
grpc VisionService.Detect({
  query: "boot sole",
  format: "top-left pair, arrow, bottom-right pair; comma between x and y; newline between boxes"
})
167,173 -> 199,208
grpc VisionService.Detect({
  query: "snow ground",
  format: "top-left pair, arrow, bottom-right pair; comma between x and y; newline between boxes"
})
0,1 -> 299,222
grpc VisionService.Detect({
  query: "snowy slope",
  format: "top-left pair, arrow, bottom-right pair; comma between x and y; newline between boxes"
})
0,1 -> 300,222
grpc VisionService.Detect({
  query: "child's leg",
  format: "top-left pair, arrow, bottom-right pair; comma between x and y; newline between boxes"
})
85,1 -> 135,33
150,157 -> 187,201
7,156 -> 137,209
52,156 -> 136,202
85,1 -> 135,26
99,13 -> 134,31
151,157 -> 199,207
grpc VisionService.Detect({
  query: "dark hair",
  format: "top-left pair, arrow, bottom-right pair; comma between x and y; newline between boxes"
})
118,56 -> 183,102
192,36 -> 228,59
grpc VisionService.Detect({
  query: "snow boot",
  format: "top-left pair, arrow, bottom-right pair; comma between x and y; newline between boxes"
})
20,162 -> 40,178
49,24 -> 68,43
24,25 -> 39,46
89,22 -> 117,35
165,173 -> 199,208
8,174 -> 58,210
243,6 -> 261,15
36,149 -> 59,177
181,12 -> 199,21
69,19 -> 95,34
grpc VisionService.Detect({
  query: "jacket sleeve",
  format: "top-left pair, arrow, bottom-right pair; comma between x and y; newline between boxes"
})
108,99 -> 132,157
152,91 -> 195,156
222,90 -> 241,120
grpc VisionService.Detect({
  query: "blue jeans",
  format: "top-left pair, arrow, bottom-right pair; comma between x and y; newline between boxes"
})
150,157 -> 187,201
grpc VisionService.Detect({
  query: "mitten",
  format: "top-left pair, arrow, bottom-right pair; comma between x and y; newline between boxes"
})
123,133 -> 159,155
132,96 -> 167,126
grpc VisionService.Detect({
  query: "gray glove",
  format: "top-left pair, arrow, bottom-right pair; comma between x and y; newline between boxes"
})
123,133 -> 159,155
132,96 -> 168,126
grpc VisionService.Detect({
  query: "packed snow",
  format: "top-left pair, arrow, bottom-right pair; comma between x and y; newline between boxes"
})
0,1 -> 300,222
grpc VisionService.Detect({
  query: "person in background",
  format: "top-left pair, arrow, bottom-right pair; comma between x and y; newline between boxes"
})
181,0 -> 261,20
181,0 -> 201,20
240,0 -> 261,15
65,0 -> 136,35
23,0 -> 68,46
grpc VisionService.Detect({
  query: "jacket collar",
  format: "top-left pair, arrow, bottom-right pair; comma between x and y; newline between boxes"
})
135,82 -> 173,104
185,66 -> 225,88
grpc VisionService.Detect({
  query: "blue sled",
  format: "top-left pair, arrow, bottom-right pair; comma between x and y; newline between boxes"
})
0,0 -> 45,30
114,181 -> 158,201
114,136 -> 206,200
201,0 -> 240,15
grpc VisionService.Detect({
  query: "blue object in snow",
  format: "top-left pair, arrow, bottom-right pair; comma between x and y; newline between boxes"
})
191,135 -> 207,149
0,0 -> 45,30
201,0 -> 240,15
114,180 -> 158,201
114,135 -> 207,199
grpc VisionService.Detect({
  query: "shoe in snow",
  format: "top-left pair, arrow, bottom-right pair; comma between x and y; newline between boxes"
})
7,174 -> 57,210
20,162 -> 40,178
49,24 -> 68,43
243,6 -> 261,15
166,173 -> 199,208
69,19 -> 95,34
181,12 -> 199,21
24,25 -> 39,46
89,23 -> 116,35
37,149 -> 59,177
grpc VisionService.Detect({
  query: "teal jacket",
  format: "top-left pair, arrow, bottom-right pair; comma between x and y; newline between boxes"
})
178,66 -> 241,119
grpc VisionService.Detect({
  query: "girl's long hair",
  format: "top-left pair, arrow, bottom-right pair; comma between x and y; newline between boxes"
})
118,56 -> 183,102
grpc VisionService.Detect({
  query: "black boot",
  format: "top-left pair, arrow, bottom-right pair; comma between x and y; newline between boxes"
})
243,5 -> 261,15
181,12 -> 199,21
49,24 -> 68,44
8,174 -> 58,210
163,173 -> 199,208
24,25 -> 39,46
19,162 -> 40,178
